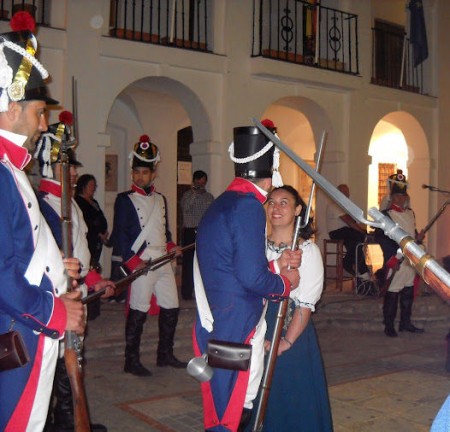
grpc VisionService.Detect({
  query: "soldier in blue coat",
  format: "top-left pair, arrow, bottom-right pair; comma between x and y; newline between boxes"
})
110,134 -> 186,377
34,112 -> 114,432
0,12 -> 85,431
193,121 -> 301,432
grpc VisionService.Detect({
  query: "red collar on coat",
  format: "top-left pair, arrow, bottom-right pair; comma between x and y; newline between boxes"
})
131,183 -> 155,196
389,203 -> 405,213
226,177 -> 267,204
0,136 -> 31,170
39,179 -> 62,197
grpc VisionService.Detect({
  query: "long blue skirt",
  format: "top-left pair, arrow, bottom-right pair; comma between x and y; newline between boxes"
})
252,302 -> 333,431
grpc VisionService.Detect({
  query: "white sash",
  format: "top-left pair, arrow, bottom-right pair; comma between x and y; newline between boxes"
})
24,214 -> 49,285
131,194 -> 157,254
193,251 -> 214,332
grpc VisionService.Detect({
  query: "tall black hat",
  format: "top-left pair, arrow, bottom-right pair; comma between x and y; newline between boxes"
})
129,134 -> 160,171
34,110 -> 80,178
229,119 -> 283,186
0,12 -> 58,111
388,169 -> 408,195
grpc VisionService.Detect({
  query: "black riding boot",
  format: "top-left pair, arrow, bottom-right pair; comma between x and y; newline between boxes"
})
52,358 -> 108,432
52,357 -> 74,431
237,408 -> 253,432
399,286 -> 424,333
156,308 -> 188,368
124,309 -> 152,376
383,291 -> 399,337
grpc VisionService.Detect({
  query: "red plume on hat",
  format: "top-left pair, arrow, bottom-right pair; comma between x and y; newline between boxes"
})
140,134 -> 150,143
261,118 -> 277,134
59,110 -> 73,126
10,11 -> 36,33
261,119 -> 275,129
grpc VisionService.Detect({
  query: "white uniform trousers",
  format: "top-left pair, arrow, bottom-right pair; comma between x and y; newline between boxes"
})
129,263 -> 179,312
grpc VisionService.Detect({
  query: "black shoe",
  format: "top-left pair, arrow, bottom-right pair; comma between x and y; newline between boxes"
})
157,354 -> 188,368
53,424 -> 107,432
124,360 -> 152,376
399,323 -> 424,333
91,424 -> 107,432
384,327 -> 398,337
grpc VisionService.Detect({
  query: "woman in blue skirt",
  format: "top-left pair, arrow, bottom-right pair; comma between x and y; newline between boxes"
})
254,185 -> 333,431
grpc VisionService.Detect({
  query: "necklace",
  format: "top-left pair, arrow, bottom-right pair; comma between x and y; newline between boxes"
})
267,239 -> 291,253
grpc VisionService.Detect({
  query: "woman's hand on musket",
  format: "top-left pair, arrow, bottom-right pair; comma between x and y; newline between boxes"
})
264,338 -> 291,356
278,249 -> 302,270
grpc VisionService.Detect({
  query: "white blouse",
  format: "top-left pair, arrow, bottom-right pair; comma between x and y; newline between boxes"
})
266,239 -> 324,312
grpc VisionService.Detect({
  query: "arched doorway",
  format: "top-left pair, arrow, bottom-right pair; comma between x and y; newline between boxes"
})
102,76 -> 212,274
368,112 -> 432,251
262,96 -> 333,247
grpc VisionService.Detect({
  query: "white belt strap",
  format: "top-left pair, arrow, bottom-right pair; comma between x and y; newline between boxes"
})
24,212 -> 47,286
131,195 -> 157,253
193,251 -> 214,332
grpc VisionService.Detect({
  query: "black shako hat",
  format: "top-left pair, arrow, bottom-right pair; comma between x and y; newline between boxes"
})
34,110 -> 80,178
389,169 -> 408,195
0,12 -> 58,110
230,119 -> 282,185
129,134 -> 160,171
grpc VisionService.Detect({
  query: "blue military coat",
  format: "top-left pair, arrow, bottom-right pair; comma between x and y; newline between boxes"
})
193,178 -> 290,432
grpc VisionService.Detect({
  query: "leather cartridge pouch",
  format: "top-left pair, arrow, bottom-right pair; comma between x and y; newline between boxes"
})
207,339 -> 252,371
0,331 -> 30,372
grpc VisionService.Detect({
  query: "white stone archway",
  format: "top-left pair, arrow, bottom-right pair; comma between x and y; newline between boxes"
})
262,96 -> 334,249
368,111 -> 433,252
101,76 -> 213,273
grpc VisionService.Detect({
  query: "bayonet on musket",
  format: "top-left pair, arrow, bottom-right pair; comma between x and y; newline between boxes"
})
252,118 -> 450,302
252,131 -> 327,432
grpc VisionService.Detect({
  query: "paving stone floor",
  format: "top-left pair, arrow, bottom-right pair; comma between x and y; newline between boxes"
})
82,283 -> 450,431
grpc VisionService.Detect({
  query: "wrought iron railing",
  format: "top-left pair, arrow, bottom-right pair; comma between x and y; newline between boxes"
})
109,0 -> 210,52
0,0 -> 49,26
371,27 -> 425,95
252,0 -> 359,75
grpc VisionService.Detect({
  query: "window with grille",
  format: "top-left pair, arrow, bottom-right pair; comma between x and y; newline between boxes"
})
378,163 -> 396,206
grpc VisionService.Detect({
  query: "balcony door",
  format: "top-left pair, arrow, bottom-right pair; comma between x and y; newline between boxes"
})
373,19 -> 405,88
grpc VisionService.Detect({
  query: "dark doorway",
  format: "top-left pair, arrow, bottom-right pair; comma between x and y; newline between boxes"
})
177,126 -> 193,248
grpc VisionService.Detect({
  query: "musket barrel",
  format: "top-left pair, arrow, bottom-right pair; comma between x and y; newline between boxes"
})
254,118 -> 450,303
369,204 -> 450,302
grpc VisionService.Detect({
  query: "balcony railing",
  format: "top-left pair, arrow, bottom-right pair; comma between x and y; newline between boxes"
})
109,0 -> 210,52
252,0 -> 359,75
0,1 -> 50,26
371,27 -> 425,95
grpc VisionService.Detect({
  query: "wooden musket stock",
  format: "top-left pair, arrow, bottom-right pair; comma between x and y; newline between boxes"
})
81,243 -> 195,305
60,149 -> 91,431
252,131 -> 327,431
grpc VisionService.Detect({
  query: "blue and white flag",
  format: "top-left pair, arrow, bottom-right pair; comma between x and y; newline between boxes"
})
409,0 -> 428,67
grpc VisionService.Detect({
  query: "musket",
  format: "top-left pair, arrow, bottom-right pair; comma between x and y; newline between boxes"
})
421,198 -> 450,237
81,243 -> 195,305
60,140 -> 91,430
253,118 -> 450,302
72,77 -> 79,143
252,131 -> 327,431
378,191 -> 450,297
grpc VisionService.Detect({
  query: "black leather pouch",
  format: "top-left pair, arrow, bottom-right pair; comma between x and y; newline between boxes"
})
0,331 -> 30,372
207,339 -> 252,371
